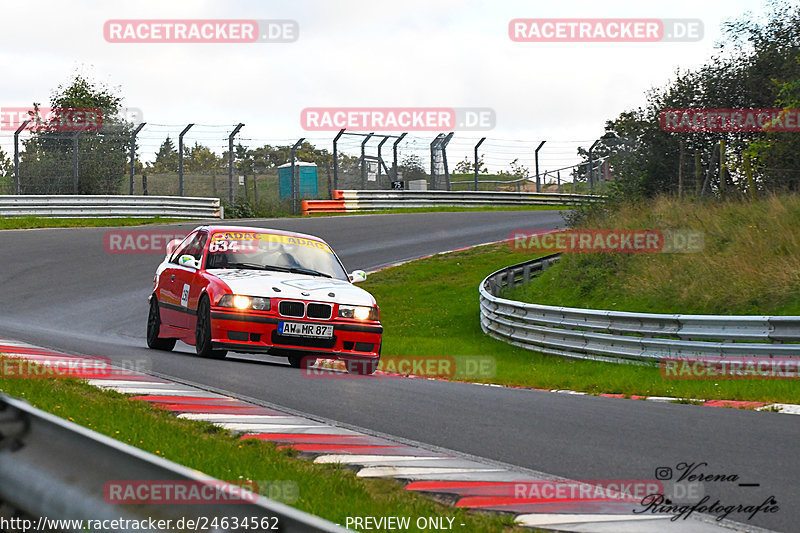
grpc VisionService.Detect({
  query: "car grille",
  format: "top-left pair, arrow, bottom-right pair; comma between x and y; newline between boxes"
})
279,300 -> 305,317
306,303 -> 332,319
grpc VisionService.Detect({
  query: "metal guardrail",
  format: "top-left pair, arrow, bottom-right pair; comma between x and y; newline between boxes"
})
0,195 -> 223,219
336,190 -> 603,209
0,394 -> 347,533
301,189 -> 603,214
479,254 -> 800,363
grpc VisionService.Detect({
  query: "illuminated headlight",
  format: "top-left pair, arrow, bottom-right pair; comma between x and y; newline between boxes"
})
218,295 -> 270,311
338,305 -> 378,321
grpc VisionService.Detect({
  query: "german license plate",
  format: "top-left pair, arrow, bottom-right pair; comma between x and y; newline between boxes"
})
278,321 -> 333,338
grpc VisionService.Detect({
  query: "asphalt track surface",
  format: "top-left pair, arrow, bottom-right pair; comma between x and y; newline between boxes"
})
0,210 -> 797,532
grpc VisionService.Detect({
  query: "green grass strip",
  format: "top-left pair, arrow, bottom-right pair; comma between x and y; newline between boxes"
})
361,243 -> 800,404
0,362 -> 525,532
0,216 -> 186,230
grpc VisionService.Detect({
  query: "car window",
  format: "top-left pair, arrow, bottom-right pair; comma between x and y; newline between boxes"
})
169,232 -> 203,264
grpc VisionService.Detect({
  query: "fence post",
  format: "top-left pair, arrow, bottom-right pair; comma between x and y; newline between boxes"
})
333,129 -> 344,191
557,170 -> 561,193
178,124 -> 194,197
535,141 -> 546,192
13,121 -> 29,195
474,137 -> 486,191
290,137 -> 305,215
360,133 -> 373,189
72,129 -> 81,194
377,136 -> 389,186
745,153 -> 755,199
442,132 -> 454,191
678,139 -> 685,198
227,123 -> 244,206
430,134 -> 442,190
719,139 -> 726,194
695,150 -> 701,195
588,140 -> 599,192
392,133 -> 406,182
129,123 -> 146,195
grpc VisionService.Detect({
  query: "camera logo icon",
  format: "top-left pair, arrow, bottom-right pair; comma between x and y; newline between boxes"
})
655,467 -> 673,480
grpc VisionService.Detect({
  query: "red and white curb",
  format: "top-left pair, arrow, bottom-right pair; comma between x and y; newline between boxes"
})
0,339 -> 780,533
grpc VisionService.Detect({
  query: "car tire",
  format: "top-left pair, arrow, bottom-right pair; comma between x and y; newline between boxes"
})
195,296 -> 227,359
346,358 -> 378,375
147,297 -> 176,351
288,354 -> 317,369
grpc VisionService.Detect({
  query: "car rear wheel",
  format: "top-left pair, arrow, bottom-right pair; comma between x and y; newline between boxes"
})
195,296 -> 227,359
346,358 -> 378,375
288,354 -> 317,369
147,297 -> 176,351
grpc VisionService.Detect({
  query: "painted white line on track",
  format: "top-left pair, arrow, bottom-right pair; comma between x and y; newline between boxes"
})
758,403 -> 800,415
356,466 -> 503,478
314,455 -> 454,464
515,513 -> 672,526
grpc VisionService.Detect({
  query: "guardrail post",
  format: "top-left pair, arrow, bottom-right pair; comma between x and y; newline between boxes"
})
13,120 -> 29,195
360,133 -> 373,189
228,123 -> 244,206
535,141 -> 546,193
129,122 -> 146,195
392,133 -> 406,182
333,128 -> 345,190
474,137 -> 486,191
290,137 -> 305,215
178,124 -> 194,197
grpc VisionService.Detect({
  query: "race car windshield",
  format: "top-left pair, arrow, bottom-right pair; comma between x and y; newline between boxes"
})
205,231 -> 349,281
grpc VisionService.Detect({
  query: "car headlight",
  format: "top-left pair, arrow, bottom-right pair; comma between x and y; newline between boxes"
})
218,294 -> 270,311
338,305 -> 378,321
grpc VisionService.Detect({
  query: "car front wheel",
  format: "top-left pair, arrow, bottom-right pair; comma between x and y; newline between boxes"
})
147,297 -> 176,351
195,296 -> 227,359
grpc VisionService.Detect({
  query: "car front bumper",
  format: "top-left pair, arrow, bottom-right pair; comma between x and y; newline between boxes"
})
210,310 -> 382,360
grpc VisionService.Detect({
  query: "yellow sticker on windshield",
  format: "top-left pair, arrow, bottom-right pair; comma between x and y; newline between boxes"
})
211,232 -> 333,254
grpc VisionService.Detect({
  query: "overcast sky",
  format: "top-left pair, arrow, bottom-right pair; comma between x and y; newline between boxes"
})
0,0 -> 769,174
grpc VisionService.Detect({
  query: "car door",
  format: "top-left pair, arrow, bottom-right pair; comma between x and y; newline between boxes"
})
174,231 -> 208,332
159,232 -> 203,330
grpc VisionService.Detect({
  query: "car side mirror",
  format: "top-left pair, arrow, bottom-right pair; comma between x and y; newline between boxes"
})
349,270 -> 367,283
166,238 -> 183,258
178,255 -> 200,270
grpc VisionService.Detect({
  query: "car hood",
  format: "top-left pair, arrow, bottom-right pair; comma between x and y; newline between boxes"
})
206,269 -> 376,306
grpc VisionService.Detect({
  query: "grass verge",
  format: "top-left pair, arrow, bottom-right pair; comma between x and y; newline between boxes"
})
0,362 -> 524,533
0,216 -> 185,230
508,195 -> 800,315
361,242 -> 800,404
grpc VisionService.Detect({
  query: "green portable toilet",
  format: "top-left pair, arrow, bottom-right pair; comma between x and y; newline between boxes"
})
278,162 -> 318,201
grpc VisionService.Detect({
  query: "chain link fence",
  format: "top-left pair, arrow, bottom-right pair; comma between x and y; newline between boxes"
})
0,123 -> 594,216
